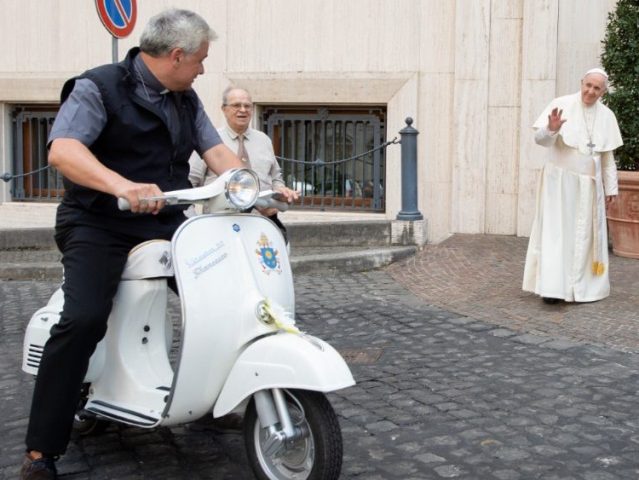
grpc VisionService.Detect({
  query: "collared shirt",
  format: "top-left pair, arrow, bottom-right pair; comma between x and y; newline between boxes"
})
189,126 -> 285,190
49,55 -> 221,155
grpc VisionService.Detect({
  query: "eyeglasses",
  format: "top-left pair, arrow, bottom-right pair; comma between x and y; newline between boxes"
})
224,102 -> 254,111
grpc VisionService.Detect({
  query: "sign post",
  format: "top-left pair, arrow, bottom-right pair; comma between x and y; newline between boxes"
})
94,0 -> 138,63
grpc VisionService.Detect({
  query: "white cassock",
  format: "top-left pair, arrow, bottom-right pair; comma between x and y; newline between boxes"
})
522,92 -> 623,302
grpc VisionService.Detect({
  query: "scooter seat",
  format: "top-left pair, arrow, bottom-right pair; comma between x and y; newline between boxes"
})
122,240 -> 173,280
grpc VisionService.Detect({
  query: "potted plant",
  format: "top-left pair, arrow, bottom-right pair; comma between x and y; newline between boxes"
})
601,0 -> 639,258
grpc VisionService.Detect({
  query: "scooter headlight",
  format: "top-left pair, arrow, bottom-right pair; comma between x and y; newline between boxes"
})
225,169 -> 259,209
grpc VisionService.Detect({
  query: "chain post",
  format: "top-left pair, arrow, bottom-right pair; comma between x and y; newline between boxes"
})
396,117 -> 423,221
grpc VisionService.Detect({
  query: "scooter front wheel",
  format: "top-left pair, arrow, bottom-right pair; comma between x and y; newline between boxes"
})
244,389 -> 343,480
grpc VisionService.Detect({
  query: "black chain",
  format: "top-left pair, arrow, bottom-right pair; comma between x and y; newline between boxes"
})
1,165 -> 51,182
275,137 -> 399,165
2,137 -> 400,182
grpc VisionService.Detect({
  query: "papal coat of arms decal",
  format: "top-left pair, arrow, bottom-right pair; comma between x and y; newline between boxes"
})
256,233 -> 282,274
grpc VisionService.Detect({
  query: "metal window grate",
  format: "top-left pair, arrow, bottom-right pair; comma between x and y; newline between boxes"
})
261,106 -> 387,212
11,107 -> 62,201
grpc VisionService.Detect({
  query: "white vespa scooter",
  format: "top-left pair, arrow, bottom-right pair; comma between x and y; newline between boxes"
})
22,168 -> 355,480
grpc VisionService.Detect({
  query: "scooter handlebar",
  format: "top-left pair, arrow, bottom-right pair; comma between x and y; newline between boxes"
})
116,183 -> 291,213
254,191 -> 290,212
118,195 -> 288,212
117,195 -> 176,211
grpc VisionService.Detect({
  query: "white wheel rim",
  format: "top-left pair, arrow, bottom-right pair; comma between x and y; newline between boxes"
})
253,402 -> 315,480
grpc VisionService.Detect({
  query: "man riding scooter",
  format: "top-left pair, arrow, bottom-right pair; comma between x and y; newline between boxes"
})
20,9 -> 296,479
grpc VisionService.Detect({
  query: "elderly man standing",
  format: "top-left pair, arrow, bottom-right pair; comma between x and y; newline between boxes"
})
190,86 -> 298,241
20,9 -> 245,479
523,68 -> 623,304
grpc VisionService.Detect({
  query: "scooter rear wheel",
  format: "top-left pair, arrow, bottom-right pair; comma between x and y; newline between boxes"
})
244,389 -> 343,480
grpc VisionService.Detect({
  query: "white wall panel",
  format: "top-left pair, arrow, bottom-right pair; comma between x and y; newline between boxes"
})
492,0 -> 524,19
420,0 -> 456,73
226,0 -> 420,73
451,0 -> 490,233
516,0 -> 559,236
489,18 -> 522,107
556,0 -> 619,96
454,0 -> 490,79
417,1 -> 455,241
486,107 -> 520,234
452,78 -> 489,233
419,73 -> 454,242
485,2 -> 523,234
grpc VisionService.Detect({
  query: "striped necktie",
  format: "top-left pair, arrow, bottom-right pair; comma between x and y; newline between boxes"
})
237,133 -> 251,167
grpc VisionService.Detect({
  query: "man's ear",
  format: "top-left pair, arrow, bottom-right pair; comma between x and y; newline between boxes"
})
170,48 -> 184,67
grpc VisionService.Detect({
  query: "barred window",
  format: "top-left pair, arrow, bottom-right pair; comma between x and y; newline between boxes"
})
11,105 -> 62,202
261,106 -> 387,212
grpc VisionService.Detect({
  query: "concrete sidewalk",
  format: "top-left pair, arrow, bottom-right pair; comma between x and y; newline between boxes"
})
387,234 -> 639,353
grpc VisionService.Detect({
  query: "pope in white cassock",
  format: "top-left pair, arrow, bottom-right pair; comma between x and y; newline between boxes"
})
522,68 -> 623,304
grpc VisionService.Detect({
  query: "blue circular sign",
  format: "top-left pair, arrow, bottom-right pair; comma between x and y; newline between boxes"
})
95,0 -> 137,39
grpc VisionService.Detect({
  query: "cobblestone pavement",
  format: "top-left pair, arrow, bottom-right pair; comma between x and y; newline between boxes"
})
387,234 -> 639,353
2,267 -> 639,479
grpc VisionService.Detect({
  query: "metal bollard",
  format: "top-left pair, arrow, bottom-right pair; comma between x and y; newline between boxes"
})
396,117 -> 423,221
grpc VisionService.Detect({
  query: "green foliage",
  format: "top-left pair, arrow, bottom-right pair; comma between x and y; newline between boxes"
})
601,0 -> 639,170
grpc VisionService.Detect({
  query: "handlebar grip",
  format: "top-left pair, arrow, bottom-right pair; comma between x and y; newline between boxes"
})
270,199 -> 289,212
117,197 -> 131,211
255,197 -> 290,212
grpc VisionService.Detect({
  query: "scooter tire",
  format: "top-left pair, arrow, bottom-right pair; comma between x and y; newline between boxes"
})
244,389 -> 343,480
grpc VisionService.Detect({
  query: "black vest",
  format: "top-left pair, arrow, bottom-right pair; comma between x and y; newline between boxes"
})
57,48 -> 197,235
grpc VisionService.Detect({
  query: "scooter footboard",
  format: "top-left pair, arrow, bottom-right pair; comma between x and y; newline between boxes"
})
213,333 -> 355,417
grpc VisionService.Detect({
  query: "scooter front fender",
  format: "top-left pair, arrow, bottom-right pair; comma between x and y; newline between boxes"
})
213,333 -> 355,417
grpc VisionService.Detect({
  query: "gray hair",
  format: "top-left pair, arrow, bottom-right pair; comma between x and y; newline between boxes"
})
140,9 -> 217,57
222,85 -> 252,105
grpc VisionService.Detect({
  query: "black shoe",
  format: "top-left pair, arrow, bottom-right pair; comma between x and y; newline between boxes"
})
542,297 -> 561,304
20,454 -> 58,480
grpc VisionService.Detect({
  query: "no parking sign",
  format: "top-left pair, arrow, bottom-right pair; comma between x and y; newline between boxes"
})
95,0 -> 137,39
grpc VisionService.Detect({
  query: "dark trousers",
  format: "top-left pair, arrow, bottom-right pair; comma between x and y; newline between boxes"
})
268,213 -> 288,244
25,225 -> 165,456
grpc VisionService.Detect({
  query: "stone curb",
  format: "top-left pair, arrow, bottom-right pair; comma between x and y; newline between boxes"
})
0,228 -> 56,250
0,262 -> 62,281
0,246 -> 418,281
287,221 -> 392,247
0,221 -> 397,250
290,246 -> 417,274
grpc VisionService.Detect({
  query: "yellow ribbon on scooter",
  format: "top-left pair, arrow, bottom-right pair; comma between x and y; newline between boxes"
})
259,298 -> 300,334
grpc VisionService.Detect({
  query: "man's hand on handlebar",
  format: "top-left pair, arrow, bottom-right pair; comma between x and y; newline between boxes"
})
273,186 -> 300,203
115,181 -> 166,214
255,186 -> 299,217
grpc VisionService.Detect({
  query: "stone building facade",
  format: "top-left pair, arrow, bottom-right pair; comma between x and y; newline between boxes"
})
0,0 -> 617,241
